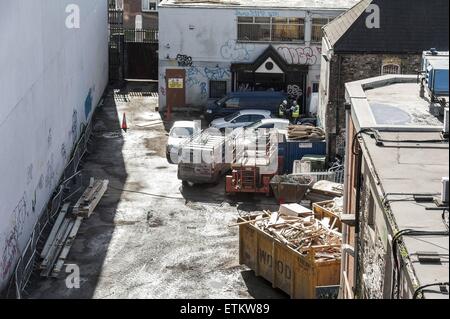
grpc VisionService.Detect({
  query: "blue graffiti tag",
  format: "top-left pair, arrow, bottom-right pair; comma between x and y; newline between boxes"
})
84,89 -> 93,120
220,40 -> 255,61
200,82 -> 207,100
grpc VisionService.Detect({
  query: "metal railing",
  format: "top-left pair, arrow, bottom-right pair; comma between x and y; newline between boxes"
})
291,165 -> 345,184
9,101 -> 97,299
124,29 -> 158,43
108,9 -> 123,25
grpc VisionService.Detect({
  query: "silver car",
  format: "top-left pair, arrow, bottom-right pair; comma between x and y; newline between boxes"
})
209,109 -> 273,131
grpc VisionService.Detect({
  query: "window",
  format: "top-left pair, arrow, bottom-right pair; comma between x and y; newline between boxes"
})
142,0 -> 158,12
271,17 -> 305,42
234,115 -> 252,123
209,81 -> 227,99
311,18 -> 330,43
250,115 -> 265,122
238,17 -> 304,42
225,98 -> 240,108
312,82 -> 319,93
381,64 -> 401,75
108,0 -> 123,10
109,0 -> 123,10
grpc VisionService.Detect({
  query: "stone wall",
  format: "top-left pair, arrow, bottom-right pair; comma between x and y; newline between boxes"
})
325,53 -> 422,157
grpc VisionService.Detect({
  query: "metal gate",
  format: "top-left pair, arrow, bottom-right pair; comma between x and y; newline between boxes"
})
108,9 -> 158,82
124,30 -> 158,80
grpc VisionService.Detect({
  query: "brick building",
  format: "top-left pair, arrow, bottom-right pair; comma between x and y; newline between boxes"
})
318,0 -> 449,158
341,74 -> 448,299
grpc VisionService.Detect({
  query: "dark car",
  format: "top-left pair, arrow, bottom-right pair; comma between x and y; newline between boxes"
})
204,91 -> 288,122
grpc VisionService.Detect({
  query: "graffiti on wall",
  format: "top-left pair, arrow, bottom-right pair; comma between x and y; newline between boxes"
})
186,66 -> 231,101
26,164 -> 33,186
200,82 -> 208,100
176,54 -> 193,67
277,46 -> 319,65
84,88 -> 93,120
71,110 -> 78,141
287,84 -> 303,99
160,86 -> 166,96
44,154 -> 56,190
187,66 -> 230,87
1,194 -> 29,280
220,40 -> 255,61
235,10 -> 280,17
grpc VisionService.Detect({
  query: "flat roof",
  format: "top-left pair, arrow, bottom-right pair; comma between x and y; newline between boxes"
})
160,0 -> 359,10
346,75 -> 449,299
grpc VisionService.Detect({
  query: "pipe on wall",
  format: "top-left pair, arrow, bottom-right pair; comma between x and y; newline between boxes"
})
339,102 -> 352,298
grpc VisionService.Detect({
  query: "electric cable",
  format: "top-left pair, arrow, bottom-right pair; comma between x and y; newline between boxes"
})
391,228 -> 449,299
413,282 -> 449,299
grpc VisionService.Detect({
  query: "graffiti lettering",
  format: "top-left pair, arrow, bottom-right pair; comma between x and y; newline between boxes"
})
45,154 -> 55,190
287,84 -> 303,99
71,110 -> 78,140
26,164 -> 33,186
160,86 -> 166,96
176,54 -> 193,67
235,10 -> 279,17
1,194 -> 29,280
277,46 -> 318,65
61,143 -> 67,160
220,40 -> 255,61
200,82 -> 207,100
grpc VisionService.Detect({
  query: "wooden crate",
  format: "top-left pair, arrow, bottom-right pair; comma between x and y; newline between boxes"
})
239,217 -> 341,299
313,200 -> 342,232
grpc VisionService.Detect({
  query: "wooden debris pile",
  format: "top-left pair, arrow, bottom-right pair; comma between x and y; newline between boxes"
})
320,197 -> 344,217
287,125 -> 325,141
233,207 -> 341,262
39,178 -> 109,277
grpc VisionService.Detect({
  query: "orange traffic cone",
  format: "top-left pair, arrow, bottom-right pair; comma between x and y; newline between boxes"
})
121,113 -> 128,131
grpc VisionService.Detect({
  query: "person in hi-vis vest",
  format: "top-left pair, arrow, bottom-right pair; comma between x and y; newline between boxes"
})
279,100 -> 288,118
291,100 -> 300,124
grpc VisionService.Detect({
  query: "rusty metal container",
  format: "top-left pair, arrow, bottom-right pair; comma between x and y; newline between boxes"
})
270,175 -> 313,203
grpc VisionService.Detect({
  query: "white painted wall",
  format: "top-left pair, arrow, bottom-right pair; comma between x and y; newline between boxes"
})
158,6 -> 344,109
0,0 -> 108,290
317,37 -> 332,129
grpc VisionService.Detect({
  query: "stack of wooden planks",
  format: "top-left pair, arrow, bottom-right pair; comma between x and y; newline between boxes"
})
39,178 -> 109,277
73,178 -> 109,218
287,125 -> 326,141
231,206 -> 341,262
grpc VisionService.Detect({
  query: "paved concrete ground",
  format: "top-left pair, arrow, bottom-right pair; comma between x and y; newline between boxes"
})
27,83 -> 287,299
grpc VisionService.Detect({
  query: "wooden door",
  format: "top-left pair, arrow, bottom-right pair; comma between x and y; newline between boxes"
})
166,69 -> 186,108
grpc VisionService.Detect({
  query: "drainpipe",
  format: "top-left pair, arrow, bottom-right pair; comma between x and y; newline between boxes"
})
334,55 -> 342,158
353,149 -> 363,297
339,102 -> 351,298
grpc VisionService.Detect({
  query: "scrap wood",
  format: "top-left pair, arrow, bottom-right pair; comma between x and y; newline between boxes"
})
249,208 -> 342,261
73,178 -> 109,218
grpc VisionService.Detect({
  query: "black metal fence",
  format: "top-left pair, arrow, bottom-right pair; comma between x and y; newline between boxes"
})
108,9 -> 123,26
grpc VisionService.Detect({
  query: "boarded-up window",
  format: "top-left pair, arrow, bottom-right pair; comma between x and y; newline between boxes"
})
311,18 -> 330,43
238,17 -> 304,42
209,81 -> 227,99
